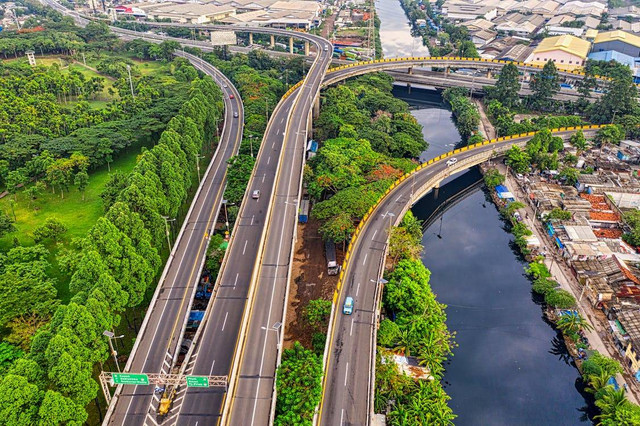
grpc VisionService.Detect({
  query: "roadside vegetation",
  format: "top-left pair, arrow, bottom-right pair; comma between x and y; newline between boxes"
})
376,212 -> 456,424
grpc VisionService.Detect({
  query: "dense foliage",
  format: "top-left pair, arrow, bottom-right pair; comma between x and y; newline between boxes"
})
376,214 -> 455,424
0,62 -> 223,422
308,73 -> 424,245
442,87 -> 480,141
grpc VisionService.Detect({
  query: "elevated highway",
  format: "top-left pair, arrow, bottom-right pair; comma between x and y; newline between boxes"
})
316,125 -> 604,426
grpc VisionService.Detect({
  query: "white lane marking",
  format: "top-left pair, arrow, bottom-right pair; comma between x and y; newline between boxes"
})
209,360 -> 216,376
262,173 -> 266,183
372,229 -> 377,241
340,409 -> 344,425
344,363 -> 349,387
396,195 -> 402,202
234,273 -> 239,289
276,128 -> 280,135
356,282 -> 360,297
362,253 -> 368,265
350,318 -> 354,336
251,215 -> 255,225
221,312 -> 229,331
243,240 -> 248,255
267,156 -> 271,165
272,141 -> 275,148
280,118 -> 284,124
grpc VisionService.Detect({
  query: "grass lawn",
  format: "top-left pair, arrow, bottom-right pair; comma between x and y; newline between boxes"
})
0,145 -> 145,302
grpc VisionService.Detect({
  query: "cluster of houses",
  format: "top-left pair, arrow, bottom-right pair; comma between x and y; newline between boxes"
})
515,141 -> 640,380
430,0 -> 640,80
109,0 -> 324,29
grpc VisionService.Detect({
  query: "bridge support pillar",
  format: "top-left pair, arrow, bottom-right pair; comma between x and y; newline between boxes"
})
313,96 -> 320,118
406,82 -> 411,94
408,66 -> 413,75
270,34 -> 275,48
445,66 -> 450,75
289,37 -> 294,54
486,69 -> 492,79
249,32 -> 253,46
305,41 -> 310,56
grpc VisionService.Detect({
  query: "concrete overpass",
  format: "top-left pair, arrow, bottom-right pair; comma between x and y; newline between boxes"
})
316,125 -> 605,426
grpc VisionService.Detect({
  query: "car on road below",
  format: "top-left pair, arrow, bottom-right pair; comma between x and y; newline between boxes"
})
252,189 -> 260,199
233,111 -> 238,118
229,94 -> 234,99
324,46 -> 329,51
343,296 -> 354,315
446,157 -> 457,167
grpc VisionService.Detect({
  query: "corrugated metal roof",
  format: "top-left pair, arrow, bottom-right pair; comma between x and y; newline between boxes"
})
532,34 -> 592,59
594,30 -> 640,49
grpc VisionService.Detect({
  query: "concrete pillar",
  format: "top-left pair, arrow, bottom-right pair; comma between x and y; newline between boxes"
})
486,69 -> 492,79
249,32 -> 253,46
445,66 -> 450,75
406,82 -> 411,94
289,37 -> 294,54
313,96 -> 320,118
305,41 -> 310,56
270,34 -> 275,48
408,66 -> 413,75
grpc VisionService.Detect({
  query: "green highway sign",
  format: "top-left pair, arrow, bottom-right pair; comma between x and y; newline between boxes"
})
112,373 -> 149,386
186,376 -> 209,387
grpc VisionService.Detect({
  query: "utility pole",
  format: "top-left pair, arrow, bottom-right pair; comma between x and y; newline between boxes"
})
126,64 -> 135,99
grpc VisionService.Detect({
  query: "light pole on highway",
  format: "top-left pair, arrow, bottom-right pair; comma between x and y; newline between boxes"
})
161,215 -> 176,250
386,212 -> 395,234
261,322 -> 283,349
126,64 -> 135,99
222,199 -> 235,230
248,134 -> 255,157
103,330 -> 124,373
195,154 -> 205,181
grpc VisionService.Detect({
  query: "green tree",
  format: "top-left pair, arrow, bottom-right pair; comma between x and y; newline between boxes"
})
526,261 -> 550,279
384,259 -> 432,316
483,168 -> 505,188
505,145 -> 531,173
74,170 -> 89,201
486,63 -> 521,108
546,208 -> 572,221
304,299 -> 332,332
595,125 -> 623,154
529,60 -> 560,110
544,288 -> 576,309
0,210 -> 16,237
33,218 -> 68,243
274,342 -> 323,425
569,130 -> 587,152
559,167 -> 579,186
38,390 -> 87,426
0,374 -> 43,425
319,211 -> 354,248
556,312 -> 593,335
532,277 -> 558,295
589,65 -> 638,124
6,169 -> 26,201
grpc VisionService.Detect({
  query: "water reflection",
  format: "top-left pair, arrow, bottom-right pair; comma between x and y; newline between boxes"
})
376,0 -> 430,58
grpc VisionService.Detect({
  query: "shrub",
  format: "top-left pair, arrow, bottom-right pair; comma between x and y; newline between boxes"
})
544,288 -> 576,309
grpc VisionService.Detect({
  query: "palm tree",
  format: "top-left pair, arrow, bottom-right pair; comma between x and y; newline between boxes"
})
556,313 -> 594,335
586,371 -> 614,396
595,388 -> 627,424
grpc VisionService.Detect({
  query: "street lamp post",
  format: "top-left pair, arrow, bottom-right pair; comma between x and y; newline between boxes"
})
161,216 -> 176,250
103,330 -> 124,373
249,135 -> 255,158
222,199 -> 235,230
126,64 -> 135,99
386,212 -> 395,233
261,322 -> 283,349
195,154 -> 205,181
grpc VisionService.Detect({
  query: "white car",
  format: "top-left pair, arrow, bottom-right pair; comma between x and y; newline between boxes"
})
446,158 -> 458,167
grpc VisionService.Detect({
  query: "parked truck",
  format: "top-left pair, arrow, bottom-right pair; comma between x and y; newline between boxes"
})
325,240 -> 340,276
298,199 -> 310,224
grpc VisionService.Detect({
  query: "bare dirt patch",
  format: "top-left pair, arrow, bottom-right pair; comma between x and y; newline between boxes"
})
284,218 -> 341,349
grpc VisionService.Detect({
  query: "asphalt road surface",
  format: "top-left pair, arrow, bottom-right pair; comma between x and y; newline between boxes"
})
174,34 -> 332,426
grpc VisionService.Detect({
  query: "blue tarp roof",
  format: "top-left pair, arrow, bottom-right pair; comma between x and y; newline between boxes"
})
189,311 -> 205,321
495,185 -> 509,193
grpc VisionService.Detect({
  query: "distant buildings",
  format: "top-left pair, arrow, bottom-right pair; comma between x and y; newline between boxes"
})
526,34 -> 591,69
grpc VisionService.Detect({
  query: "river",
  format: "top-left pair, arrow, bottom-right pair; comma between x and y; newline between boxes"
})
377,0 -> 595,424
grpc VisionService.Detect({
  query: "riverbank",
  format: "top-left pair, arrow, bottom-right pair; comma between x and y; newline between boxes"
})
482,160 -> 640,405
